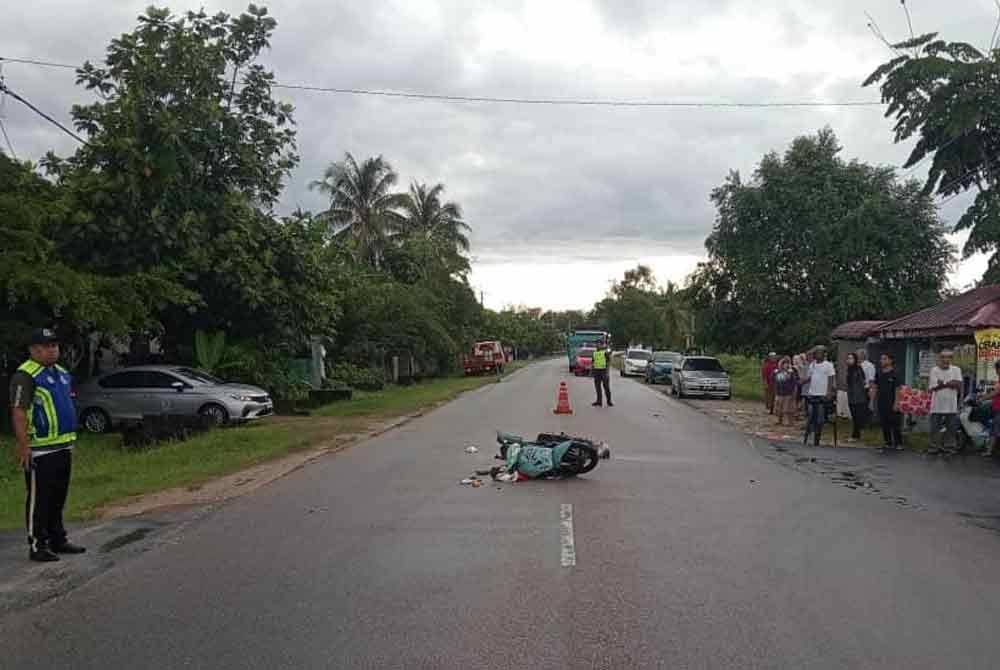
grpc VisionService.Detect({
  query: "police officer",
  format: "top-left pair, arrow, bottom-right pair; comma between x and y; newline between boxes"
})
9,328 -> 86,562
591,342 -> 614,407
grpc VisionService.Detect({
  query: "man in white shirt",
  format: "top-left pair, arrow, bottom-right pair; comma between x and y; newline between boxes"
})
928,350 -> 963,455
859,350 -> 876,391
802,346 -> 837,446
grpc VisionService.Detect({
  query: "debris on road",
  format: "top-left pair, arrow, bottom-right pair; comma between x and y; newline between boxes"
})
465,445 -> 479,454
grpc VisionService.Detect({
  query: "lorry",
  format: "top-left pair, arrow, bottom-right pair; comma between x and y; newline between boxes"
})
567,329 -> 611,373
462,340 -> 507,376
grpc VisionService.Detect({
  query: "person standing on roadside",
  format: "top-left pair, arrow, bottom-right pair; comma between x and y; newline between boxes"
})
761,352 -> 779,414
591,342 -> 613,408
981,361 -> 1000,457
858,350 -> 876,398
801,346 -> 836,446
876,353 -> 903,450
773,356 -> 798,426
9,328 -> 86,562
927,350 -> 963,455
845,353 -> 869,442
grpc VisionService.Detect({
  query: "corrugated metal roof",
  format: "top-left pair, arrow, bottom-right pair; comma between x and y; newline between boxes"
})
880,285 -> 1000,338
830,320 -> 888,339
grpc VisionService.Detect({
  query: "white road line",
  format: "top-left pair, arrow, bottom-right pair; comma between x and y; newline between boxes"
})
560,503 -> 576,567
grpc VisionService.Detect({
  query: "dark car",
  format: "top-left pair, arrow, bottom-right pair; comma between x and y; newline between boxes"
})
645,351 -> 679,385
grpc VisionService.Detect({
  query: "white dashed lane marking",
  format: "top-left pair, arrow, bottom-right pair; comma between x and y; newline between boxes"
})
560,503 -> 576,567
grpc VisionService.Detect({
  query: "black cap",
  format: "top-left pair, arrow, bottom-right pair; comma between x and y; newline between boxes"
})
30,328 -> 60,345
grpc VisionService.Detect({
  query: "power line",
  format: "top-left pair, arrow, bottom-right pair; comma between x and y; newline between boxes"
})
936,154 -> 1000,206
1,54 -> 886,109
0,56 -> 77,70
0,81 -> 88,144
269,82 -> 885,108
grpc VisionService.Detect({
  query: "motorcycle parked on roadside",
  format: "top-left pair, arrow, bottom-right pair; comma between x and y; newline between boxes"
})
958,393 -> 993,452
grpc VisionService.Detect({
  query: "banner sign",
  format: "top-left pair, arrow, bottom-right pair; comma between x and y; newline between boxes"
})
976,328 -> 1000,385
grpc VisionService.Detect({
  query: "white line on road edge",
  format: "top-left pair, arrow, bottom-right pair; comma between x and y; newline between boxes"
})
560,503 -> 576,567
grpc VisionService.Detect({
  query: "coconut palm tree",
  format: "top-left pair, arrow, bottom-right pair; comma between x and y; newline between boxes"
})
310,153 -> 406,268
400,181 -> 471,253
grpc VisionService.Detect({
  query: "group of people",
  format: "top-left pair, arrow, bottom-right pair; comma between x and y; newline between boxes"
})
761,347 -> 967,453
761,347 -> 839,445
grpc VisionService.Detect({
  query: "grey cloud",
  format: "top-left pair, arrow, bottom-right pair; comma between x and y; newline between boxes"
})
1,0 -> 994,289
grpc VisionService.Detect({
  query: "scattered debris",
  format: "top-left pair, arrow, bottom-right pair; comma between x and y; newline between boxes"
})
460,478 -> 479,485
749,479 -> 757,485
465,445 -> 479,454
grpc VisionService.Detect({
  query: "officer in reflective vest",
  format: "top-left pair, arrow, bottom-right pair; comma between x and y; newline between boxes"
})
9,328 -> 86,562
591,343 -> 613,407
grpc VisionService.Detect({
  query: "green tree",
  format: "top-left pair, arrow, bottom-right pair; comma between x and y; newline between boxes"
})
311,153 -> 407,268
0,154 -> 193,363
37,5 -> 315,358
590,265 -> 689,350
400,182 -> 471,275
47,5 -> 297,274
864,32 -> 1000,279
688,128 -> 952,354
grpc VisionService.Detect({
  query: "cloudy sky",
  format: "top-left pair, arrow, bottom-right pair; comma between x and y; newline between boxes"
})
1,0 -> 994,309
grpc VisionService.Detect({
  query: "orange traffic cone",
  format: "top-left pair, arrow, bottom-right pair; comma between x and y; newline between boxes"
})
553,381 -> 573,415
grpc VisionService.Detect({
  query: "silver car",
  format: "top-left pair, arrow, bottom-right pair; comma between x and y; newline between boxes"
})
76,365 -> 273,433
671,356 -> 732,399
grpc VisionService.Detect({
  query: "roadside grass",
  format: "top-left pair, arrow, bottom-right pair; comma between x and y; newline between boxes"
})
0,361 -> 530,529
315,362 -> 525,419
717,354 -> 765,402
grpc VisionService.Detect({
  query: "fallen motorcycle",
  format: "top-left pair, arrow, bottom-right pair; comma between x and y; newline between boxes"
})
491,431 -> 610,480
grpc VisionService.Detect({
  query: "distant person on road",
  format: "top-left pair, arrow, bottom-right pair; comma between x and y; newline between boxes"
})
801,346 -> 836,446
772,356 -> 798,426
591,343 -> 613,408
845,353 -> 870,442
876,353 -> 903,450
761,352 -> 779,414
9,328 -> 86,562
928,350 -> 963,455
793,353 -> 808,418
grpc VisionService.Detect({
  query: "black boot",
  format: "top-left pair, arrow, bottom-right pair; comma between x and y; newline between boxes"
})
52,541 -> 86,555
30,546 -> 60,563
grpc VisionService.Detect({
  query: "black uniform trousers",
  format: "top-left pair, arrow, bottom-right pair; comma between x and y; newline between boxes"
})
878,404 -> 903,448
593,369 -> 612,405
24,449 -> 72,551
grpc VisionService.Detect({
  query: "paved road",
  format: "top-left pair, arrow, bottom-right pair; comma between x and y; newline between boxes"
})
4,359 -> 1000,669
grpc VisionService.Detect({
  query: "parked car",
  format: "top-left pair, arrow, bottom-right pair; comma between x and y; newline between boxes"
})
620,348 -> 652,377
645,351 -> 679,385
76,366 -> 273,433
574,347 -> 595,376
462,340 -> 506,376
671,356 -> 732,399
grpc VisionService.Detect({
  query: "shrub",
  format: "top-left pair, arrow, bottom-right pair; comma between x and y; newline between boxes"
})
327,361 -> 385,391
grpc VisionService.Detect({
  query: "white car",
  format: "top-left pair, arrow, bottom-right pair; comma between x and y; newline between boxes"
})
620,348 -> 653,377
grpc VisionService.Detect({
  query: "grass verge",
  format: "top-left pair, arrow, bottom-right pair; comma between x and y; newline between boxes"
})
0,361 -> 529,529
717,354 -> 765,402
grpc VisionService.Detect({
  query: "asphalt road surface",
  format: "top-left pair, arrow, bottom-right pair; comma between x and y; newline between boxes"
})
4,359 -> 1000,669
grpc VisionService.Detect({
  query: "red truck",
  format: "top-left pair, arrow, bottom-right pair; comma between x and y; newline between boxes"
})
463,340 -> 507,376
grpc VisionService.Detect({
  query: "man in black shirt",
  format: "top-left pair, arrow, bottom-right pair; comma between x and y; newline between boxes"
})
875,352 -> 903,450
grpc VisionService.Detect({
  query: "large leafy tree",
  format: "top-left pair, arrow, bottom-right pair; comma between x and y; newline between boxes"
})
688,128 -> 953,355
864,32 -> 1000,279
39,5 -> 312,354
311,153 -> 407,268
591,265 -> 689,350
47,5 -> 297,273
0,154 -> 194,366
